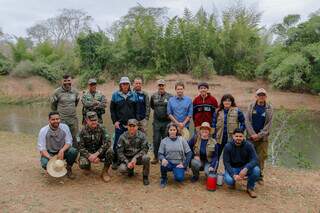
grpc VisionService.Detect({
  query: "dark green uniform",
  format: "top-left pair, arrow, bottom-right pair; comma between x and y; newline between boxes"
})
78,124 -> 113,170
81,90 -> 107,124
117,130 -> 150,176
150,91 -> 173,159
51,86 -> 80,147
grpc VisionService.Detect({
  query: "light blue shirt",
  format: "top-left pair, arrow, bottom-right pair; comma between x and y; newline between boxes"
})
167,96 -> 193,128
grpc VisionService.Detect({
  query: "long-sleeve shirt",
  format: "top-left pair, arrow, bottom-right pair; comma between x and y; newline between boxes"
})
158,136 -> 192,168
223,140 -> 259,177
167,96 -> 193,128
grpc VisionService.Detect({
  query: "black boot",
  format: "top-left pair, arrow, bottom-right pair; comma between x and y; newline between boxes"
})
143,176 -> 150,185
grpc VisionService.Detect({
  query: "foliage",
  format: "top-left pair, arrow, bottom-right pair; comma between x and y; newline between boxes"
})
0,53 -> 12,75
11,60 -> 35,78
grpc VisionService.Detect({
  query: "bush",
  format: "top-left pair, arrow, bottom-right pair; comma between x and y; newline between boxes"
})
269,53 -> 311,90
191,54 -> 215,78
33,62 -> 64,83
11,60 -> 35,78
0,54 -> 12,75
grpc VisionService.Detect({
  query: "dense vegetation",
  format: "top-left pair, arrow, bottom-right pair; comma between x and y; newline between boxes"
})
0,4 -> 319,91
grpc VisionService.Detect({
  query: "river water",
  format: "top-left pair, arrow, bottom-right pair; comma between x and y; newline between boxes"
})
0,104 -> 319,169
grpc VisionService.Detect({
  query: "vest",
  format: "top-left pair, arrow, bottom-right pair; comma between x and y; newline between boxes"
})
215,107 -> 239,144
194,136 -> 216,163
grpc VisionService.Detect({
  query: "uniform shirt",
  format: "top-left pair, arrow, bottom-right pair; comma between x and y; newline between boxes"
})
167,96 -> 193,128
37,123 -> 72,152
158,136 -> 191,165
51,86 -> 80,120
117,130 -> 149,163
81,90 -> 106,119
78,124 -> 111,158
252,104 -> 266,134
150,91 -> 172,122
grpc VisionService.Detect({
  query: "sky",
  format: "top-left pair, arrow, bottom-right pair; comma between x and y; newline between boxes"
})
0,0 -> 319,37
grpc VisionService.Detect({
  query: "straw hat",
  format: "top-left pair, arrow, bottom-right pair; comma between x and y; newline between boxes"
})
180,127 -> 190,141
199,122 -> 214,135
47,155 -> 67,178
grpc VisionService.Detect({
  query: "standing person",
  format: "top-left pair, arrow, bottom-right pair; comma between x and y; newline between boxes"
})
193,82 -> 218,129
158,123 -> 192,188
132,77 -> 150,133
110,77 -> 138,169
37,111 -> 78,179
213,94 -> 245,159
81,78 -> 107,125
150,79 -> 173,164
245,88 -> 273,184
51,74 -> 80,147
117,119 -> 150,185
167,81 -> 193,130
223,128 -> 260,198
188,122 -> 219,182
78,112 -> 113,182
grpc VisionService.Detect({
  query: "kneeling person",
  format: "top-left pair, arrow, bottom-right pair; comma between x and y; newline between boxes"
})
189,122 -> 219,182
78,111 -> 113,182
223,128 -> 260,198
117,119 -> 150,185
37,111 -> 78,179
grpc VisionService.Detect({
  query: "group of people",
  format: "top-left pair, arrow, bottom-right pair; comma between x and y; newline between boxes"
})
37,74 -> 273,198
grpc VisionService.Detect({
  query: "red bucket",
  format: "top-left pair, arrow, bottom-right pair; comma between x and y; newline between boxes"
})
206,173 -> 217,191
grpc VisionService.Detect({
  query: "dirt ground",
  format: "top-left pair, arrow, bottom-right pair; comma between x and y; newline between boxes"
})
0,74 -> 320,110
1,131 -> 320,212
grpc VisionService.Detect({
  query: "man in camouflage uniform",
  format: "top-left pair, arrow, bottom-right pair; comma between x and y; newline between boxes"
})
51,74 -> 80,147
81,78 -> 107,124
118,119 -> 150,185
78,111 -> 113,182
150,79 -> 172,164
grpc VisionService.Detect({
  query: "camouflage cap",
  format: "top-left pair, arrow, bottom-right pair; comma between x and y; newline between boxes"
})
86,111 -> 98,121
157,79 -> 166,85
88,78 -> 97,85
127,119 -> 138,126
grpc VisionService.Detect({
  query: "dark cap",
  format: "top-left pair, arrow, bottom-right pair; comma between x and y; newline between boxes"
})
86,111 -> 98,121
198,82 -> 209,89
127,119 -> 138,126
88,78 -> 97,85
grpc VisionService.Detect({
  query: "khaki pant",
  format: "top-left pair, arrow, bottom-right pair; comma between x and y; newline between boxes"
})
251,139 -> 268,177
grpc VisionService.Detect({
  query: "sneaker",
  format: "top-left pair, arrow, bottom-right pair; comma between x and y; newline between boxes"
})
247,188 -> 257,198
143,176 -> 150,185
151,158 -> 158,164
66,166 -> 75,180
191,176 -> 199,183
160,177 -> 168,188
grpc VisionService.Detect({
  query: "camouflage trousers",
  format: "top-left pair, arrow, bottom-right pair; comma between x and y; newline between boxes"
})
79,148 -> 113,170
118,155 -> 150,176
251,138 -> 268,178
62,117 -> 79,148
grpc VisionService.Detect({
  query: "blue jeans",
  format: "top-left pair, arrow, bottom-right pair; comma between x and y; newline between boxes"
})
160,161 -> 186,182
224,166 -> 260,190
112,124 -> 127,163
40,147 -> 78,170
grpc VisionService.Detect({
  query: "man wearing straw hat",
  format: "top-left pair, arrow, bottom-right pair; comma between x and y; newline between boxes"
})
37,111 -> 78,179
78,111 -> 113,182
167,81 -> 193,140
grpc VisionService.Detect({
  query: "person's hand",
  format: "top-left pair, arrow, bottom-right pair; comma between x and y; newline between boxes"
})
127,161 -> 135,169
176,163 -> 184,168
178,122 -> 184,130
115,121 -> 120,129
233,175 -> 242,181
239,168 -> 248,178
161,159 -> 168,167
57,150 -> 64,160
208,167 -> 214,172
93,100 -> 100,106
88,153 -> 98,162
130,158 -> 137,168
93,157 -> 100,164
194,156 -> 200,161
251,134 -> 259,141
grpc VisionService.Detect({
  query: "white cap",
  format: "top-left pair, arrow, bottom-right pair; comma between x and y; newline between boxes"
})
119,76 -> 130,85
